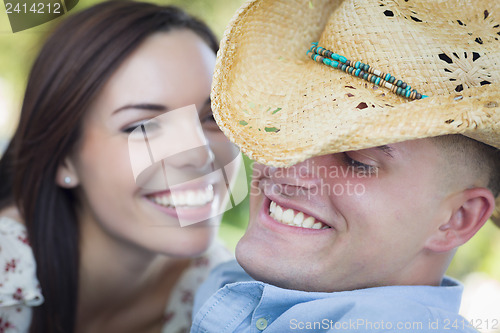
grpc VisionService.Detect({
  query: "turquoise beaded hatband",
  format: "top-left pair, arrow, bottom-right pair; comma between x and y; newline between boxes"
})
307,42 -> 427,100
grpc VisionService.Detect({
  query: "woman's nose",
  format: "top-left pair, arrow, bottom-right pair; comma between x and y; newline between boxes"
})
152,105 -> 214,170
128,105 -> 216,192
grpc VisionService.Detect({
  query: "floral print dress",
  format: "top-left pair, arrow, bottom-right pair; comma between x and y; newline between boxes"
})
0,216 -> 231,332
0,216 -> 43,333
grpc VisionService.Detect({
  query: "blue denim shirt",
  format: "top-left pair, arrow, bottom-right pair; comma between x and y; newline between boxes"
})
191,260 -> 477,333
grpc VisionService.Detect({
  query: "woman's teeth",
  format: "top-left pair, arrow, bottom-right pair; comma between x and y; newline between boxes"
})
269,200 -> 330,229
149,185 -> 214,208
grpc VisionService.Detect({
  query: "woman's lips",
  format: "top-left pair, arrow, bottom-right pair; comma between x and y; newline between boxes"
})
146,184 -> 214,208
145,184 -> 218,223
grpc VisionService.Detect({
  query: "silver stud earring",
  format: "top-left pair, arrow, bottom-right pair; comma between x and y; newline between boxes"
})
64,176 -> 71,184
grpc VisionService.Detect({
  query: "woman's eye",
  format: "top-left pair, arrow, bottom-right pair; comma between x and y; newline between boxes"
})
202,113 -> 216,123
344,153 -> 378,175
122,123 -> 142,134
122,119 -> 161,134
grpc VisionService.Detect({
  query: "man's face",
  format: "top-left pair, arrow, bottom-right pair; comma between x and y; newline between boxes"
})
236,138 -> 452,292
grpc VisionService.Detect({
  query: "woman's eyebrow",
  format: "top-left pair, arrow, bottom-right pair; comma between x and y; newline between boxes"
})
112,103 -> 167,114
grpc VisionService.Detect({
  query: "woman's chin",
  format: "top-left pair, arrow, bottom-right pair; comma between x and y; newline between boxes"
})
156,226 -> 218,258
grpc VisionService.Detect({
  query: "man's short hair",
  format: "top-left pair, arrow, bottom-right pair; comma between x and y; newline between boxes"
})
432,135 -> 500,197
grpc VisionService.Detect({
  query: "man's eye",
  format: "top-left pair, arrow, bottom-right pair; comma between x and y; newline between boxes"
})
343,153 -> 378,175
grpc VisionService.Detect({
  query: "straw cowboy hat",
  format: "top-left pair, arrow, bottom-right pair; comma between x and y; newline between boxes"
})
211,0 -> 499,225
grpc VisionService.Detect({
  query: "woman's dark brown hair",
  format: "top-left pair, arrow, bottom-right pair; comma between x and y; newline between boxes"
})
0,1 -> 218,331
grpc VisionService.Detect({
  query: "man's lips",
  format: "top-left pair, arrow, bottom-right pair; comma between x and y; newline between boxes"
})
268,199 -> 331,229
262,182 -> 334,229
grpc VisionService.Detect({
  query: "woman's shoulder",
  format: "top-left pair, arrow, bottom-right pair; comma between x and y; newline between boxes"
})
169,241 -> 233,301
161,241 -> 234,332
0,206 -> 28,246
0,207 -> 44,309
0,206 -> 24,226
193,240 -> 234,271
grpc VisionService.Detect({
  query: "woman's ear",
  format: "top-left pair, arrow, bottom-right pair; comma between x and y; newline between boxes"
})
56,157 -> 80,188
425,188 -> 495,253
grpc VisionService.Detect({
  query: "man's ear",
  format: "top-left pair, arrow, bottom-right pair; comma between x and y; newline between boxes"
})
56,157 -> 80,188
425,188 -> 495,253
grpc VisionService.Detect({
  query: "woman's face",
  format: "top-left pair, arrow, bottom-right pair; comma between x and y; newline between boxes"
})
61,30 -> 238,256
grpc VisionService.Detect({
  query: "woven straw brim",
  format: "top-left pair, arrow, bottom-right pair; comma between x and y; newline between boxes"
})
211,0 -> 500,226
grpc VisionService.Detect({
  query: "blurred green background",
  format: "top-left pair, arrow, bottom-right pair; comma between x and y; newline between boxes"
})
1,0 -> 499,319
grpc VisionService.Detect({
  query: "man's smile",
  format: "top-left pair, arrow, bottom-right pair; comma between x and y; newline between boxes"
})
269,200 -> 331,229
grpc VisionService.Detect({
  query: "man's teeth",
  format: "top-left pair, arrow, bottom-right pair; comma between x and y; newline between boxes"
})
149,185 -> 214,208
269,201 -> 330,229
